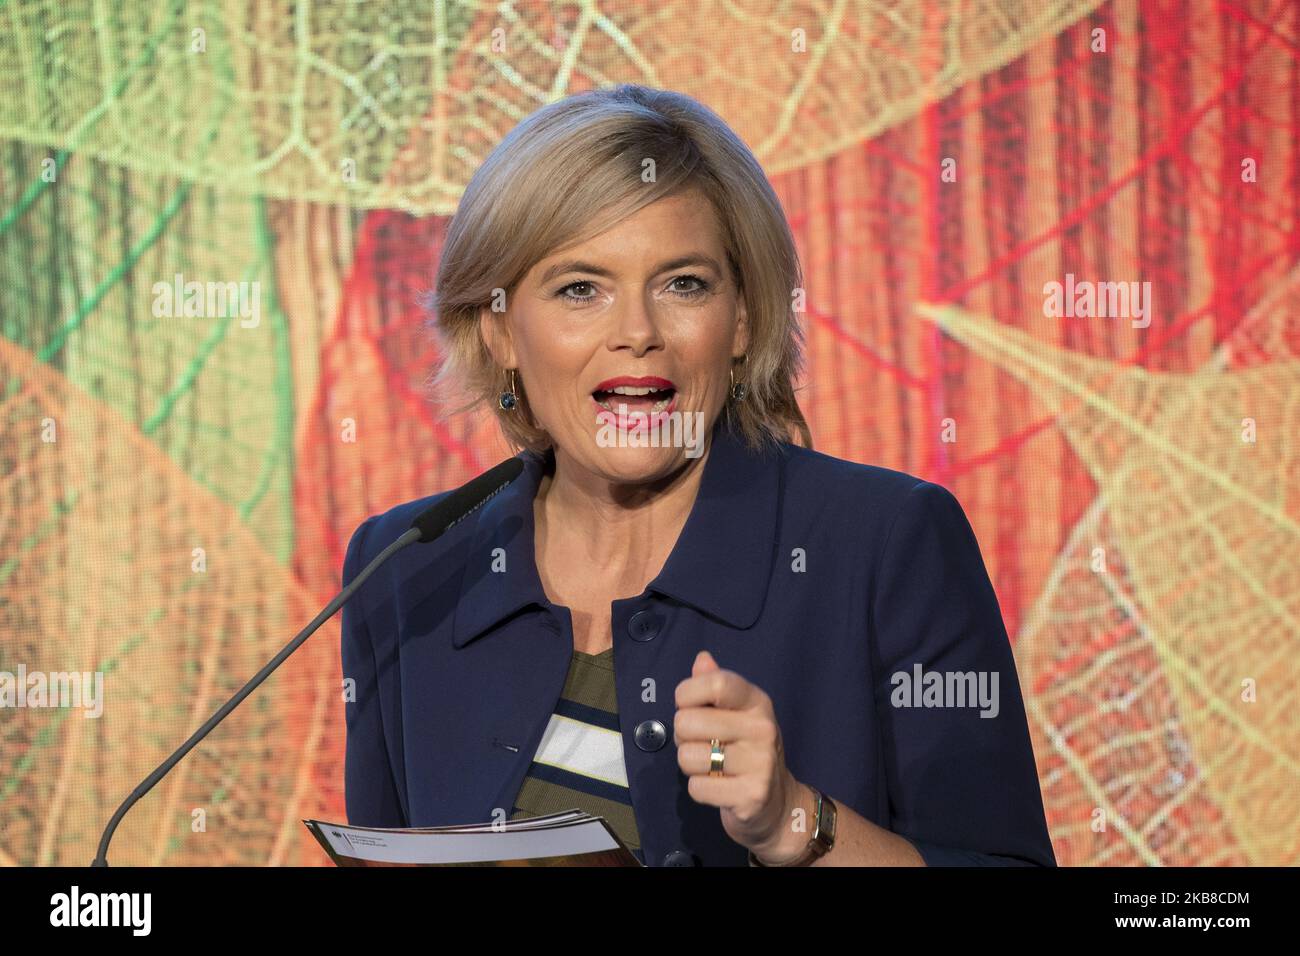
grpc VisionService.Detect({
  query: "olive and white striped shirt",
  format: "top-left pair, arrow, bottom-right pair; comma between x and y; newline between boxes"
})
509,648 -> 643,861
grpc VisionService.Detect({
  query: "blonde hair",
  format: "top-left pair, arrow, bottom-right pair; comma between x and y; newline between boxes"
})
422,83 -> 812,454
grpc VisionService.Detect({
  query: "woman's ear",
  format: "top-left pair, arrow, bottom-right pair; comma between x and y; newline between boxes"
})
732,294 -> 750,358
478,305 -> 516,368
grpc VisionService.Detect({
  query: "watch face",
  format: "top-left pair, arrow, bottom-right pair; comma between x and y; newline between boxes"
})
820,799 -> 837,841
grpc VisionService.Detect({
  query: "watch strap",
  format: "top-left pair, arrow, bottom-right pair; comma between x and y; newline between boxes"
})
747,787 -> 836,867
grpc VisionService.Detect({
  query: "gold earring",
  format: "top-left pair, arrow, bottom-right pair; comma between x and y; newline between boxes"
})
498,368 -> 519,411
730,360 -> 748,402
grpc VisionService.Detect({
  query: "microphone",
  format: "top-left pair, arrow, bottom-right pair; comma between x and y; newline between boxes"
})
411,456 -> 524,542
91,456 -> 526,866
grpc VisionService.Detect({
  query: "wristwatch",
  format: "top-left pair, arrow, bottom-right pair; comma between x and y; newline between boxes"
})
747,786 -> 837,866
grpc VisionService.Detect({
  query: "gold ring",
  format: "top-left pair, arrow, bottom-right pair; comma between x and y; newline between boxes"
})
709,738 -> 725,776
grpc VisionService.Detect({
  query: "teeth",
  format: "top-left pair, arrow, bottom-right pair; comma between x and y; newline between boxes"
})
594,384 -> 674,415
595,392 -> 674,414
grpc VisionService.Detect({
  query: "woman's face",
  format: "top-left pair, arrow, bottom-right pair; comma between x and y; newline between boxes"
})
481,188 -> 748,486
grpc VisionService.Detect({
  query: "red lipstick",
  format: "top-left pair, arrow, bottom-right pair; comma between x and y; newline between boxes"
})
591,375 -> 676,392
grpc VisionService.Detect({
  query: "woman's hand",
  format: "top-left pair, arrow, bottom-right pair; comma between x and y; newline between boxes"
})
673,650 -> 812,862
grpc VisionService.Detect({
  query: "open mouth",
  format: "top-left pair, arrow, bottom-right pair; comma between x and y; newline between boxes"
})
591,384 -> 677,415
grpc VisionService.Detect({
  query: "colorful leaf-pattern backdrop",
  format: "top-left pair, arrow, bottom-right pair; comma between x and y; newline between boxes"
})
1,0 -> 1297,866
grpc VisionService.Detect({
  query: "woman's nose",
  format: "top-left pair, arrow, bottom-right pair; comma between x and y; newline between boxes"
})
606,293 -> 665,354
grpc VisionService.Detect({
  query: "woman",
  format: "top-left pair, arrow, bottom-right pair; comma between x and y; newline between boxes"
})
341,84 -> 1055,867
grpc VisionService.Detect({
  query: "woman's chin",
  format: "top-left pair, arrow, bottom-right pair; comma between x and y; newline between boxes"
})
603,439 -> 687,463
575,442 -> 696,484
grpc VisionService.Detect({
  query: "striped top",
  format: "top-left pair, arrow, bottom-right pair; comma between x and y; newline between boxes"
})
510,648 -> 643,860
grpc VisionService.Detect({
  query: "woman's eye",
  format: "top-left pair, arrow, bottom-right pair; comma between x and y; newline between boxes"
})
557,281 -> 597,302
669,275 -> 710,298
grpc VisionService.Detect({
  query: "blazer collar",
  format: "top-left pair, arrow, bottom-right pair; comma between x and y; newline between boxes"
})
450,419 -> 783,648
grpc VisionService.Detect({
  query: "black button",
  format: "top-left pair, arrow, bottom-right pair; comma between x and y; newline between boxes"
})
627,608 -> 662,642
661,850 -> 698,867
634,719 -> 667,751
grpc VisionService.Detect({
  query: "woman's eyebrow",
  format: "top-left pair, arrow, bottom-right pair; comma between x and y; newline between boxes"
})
538,254 -> 722,285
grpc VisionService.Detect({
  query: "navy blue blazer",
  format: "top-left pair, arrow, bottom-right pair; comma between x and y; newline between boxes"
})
340,419 -> 1056,867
